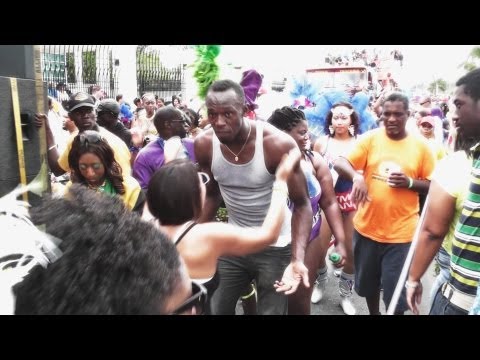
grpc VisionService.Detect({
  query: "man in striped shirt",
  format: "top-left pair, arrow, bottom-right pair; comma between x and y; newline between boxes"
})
430,68 -> 480,315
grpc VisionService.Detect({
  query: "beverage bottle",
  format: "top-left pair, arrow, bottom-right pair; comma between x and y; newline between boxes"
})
329,252 -> 342,264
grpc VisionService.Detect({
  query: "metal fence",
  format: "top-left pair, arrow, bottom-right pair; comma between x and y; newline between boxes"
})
41,45 -> 119,100
136,45 -> 184,102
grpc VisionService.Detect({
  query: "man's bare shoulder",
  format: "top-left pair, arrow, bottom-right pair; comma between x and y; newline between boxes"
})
262,121 -> 296,148
194,128 -> 214,146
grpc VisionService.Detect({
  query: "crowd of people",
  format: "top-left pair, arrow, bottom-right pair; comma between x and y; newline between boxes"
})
3,64 -> 480,316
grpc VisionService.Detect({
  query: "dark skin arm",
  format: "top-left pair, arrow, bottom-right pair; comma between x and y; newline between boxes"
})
264,131 -> 312,263
406,179 -> 454,314
264,128 -> 312,293
387,172 -> 430,194
334,156 -> 370,207
313,153 -> 348,267
34,113 -> 65,176
194,129 -> 223,222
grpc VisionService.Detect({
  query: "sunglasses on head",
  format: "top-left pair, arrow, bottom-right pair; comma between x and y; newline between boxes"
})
78,131 -> 104,146
198,172 -> 210,185
170,280 -> 208,315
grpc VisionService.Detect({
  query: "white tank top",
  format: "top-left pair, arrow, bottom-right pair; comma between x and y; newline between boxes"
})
211,121 -> 291,247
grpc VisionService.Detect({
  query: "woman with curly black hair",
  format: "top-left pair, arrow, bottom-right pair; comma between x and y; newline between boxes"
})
67,130 -> 145,212
14,185 -> 204,315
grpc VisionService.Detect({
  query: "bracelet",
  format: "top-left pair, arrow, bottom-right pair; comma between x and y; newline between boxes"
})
48,144 -> 57,151
272,181 -> 288,196
408,177 -> 413,189
405,280 -> 421,289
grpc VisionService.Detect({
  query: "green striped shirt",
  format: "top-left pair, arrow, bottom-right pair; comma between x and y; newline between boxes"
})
451,143 -> 480,296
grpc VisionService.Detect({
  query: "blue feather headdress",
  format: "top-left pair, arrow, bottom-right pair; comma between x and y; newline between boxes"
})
290,76 -> 377,136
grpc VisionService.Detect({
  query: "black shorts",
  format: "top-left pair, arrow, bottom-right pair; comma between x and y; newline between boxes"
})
353,230 -> 411,313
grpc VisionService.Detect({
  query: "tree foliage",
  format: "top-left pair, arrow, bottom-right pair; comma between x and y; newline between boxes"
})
460,46 -> 480,72
428,78 -> 447,94
82,51 -> 96,84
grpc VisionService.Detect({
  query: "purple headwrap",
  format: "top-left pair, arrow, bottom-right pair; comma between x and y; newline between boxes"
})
240,69 -> 263,109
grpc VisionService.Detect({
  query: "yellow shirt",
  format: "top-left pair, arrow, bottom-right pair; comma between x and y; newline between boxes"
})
432,150 -> 471,254
58,127 -> 131,176
426,137 -> 447,162
65,175 -> 143,211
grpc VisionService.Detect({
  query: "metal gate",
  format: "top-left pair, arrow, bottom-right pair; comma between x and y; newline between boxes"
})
41,45 -> 119,100
136,45 -> 185,102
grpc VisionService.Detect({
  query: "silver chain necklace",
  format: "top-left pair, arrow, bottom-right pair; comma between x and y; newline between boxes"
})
222,121 -> 252,162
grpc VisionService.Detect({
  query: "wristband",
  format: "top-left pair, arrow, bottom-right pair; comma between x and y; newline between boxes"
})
48,144 -> 57,151
405,280 -> 421,289
408,177 -> 413,189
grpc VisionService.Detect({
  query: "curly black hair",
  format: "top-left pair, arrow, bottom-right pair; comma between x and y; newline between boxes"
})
14,184 -> 184,315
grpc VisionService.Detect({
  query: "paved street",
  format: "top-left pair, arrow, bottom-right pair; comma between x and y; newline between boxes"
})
309,259 -> 436,315
235,257 -> 437,316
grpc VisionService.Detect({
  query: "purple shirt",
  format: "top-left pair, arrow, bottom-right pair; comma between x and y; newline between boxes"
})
133,137 -> 196,190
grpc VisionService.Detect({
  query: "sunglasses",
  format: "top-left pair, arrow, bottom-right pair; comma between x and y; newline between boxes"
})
78,131 -> 104,146
170,280 -> 208,315
96,110 -> 116,117
198,172 -> 210,185
171,119 -> 189,125
172,114 -> 192,126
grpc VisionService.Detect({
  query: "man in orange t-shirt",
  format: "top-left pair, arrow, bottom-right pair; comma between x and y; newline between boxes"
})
334,92 -> 435,315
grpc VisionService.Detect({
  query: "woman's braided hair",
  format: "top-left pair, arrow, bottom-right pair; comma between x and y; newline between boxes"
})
267,106 -> 306,132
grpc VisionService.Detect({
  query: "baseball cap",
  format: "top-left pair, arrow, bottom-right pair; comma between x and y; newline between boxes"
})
67,92 -> 96,112
420,116 -> 435,127
97,99 -> 120,115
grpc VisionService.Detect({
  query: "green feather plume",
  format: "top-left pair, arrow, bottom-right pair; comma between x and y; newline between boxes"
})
193,45 -> 221,100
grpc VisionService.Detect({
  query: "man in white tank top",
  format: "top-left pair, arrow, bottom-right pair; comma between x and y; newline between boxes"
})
194,79 -> 312,315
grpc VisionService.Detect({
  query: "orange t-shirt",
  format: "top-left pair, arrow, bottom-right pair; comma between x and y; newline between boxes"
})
347,129 -> 435,243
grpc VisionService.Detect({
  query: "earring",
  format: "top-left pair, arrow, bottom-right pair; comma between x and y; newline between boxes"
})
329,125 -> 335,136
348,125 -> 355,137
